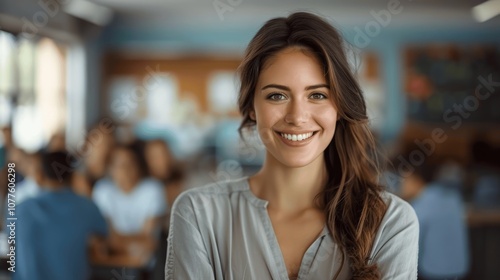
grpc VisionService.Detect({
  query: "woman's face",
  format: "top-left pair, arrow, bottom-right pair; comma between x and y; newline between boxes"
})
252,47 -> 338,168
110,148 -> 140,191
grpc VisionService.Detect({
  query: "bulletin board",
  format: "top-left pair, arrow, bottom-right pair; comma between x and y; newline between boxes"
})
404,45 -> 500,124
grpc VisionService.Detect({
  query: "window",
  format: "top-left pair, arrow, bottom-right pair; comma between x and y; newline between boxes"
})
0,31 -> 16,127
108,76 -> 140,123
208,71 -> 239,115
0,32 -> 68,152
145,73 -> 178,125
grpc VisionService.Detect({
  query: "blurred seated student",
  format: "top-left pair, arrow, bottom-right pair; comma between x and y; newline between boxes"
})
470,138 -> 500,208
401,162 -> 469,280
92,141 -> 166,266
144,139 -> 185,218
12,151 -> 43,204
435,158 -> 465,191
474,174 -> 500,209
143,139 -> 186,279
1,146 -> 28,215
73,125 -> 115,197
5,145 -> 27,183
0,133 -> 26,231
0,126 -> 13,169
0,127 -> 26,176
0,127 -> 14,223
46,131 -> 66,152
15,151 -> 108,280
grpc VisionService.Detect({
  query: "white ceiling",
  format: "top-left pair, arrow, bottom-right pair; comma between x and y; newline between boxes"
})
89,0 -> 499,29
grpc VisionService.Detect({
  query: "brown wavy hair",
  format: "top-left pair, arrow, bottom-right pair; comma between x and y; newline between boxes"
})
237,12 -> 387,280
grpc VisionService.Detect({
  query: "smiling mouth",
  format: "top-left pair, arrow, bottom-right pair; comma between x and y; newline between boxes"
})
277,131 -> 317,142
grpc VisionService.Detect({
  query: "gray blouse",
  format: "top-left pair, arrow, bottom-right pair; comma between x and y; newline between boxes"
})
165,177 -> 419,280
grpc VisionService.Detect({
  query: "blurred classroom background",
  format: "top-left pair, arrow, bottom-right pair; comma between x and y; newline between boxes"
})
0,0 -> 500,279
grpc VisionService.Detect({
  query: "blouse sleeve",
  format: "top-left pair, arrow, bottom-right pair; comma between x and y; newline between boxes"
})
165,191 -> 215,280
369,194 -> 420,280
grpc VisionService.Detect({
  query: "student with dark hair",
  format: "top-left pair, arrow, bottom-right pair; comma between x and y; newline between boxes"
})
166,12 -> 418,280
15,151 -> 108,280
0,126 -> 13,169
144,139 -> 185,218
72,124 -> 116,197
144,139 -> 186,279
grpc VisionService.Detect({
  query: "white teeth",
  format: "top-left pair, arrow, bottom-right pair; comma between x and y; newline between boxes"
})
280,132 -> 314,142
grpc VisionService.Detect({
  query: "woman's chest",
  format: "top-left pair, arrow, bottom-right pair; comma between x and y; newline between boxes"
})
202,208 -> 346,280
271,217 -> 326,278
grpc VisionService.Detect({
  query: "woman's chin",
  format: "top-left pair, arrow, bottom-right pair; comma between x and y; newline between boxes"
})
275,156 -> 318,169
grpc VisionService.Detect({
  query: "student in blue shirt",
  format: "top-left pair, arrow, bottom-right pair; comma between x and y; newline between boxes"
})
15,151 -> 108,280
401,161 -> 469,280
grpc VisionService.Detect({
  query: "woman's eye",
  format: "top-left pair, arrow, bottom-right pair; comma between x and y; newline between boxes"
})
267,93 -> 287,101
310,93 -> 327,100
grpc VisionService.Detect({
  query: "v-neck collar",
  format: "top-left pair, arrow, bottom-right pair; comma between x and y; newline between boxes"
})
242,177 -> 330,279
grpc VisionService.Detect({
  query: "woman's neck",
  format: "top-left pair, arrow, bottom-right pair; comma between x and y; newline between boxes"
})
250,152 -> 327,213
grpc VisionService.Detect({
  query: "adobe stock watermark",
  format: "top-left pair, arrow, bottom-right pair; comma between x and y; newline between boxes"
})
352,0 -> 406,48
213,0 -> 243,21
387,73 -> 499,184
20,0 -> 72,39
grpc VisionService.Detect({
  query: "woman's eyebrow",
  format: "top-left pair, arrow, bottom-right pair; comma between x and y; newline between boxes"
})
305,84 -> 330,90
261,84 -> 330,91
261,84 -> 290,91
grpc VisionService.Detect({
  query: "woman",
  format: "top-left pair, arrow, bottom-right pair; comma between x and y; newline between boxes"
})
166,12 -> 418,280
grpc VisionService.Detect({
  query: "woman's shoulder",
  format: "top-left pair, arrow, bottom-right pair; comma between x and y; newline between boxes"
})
368,193 -> 419,277
376,191 -> 419,237
379,191 -> 418,224
171,177 -> 250,211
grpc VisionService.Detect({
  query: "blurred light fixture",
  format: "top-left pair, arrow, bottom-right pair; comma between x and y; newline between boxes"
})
64,0 -> 114,26
472,0 -> 500,22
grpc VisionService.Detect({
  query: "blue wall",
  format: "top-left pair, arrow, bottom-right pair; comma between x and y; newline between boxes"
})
96,20 -> 500,141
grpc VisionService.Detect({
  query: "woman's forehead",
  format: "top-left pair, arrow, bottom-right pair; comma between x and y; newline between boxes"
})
262,46 -> 320,68
258,49 -> 327,87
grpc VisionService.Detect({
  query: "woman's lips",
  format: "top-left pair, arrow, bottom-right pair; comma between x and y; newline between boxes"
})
275,131 -> 318,146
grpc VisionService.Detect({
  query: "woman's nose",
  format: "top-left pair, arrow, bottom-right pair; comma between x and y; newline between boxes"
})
284,100 -> 309,125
